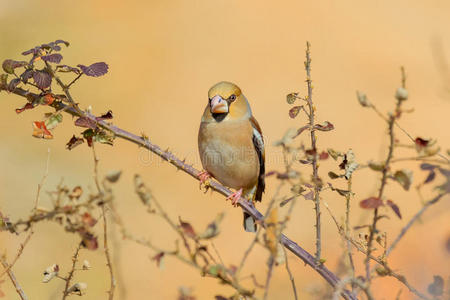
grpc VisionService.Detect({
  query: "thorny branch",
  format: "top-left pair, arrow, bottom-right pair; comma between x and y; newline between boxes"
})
304,42 -> 323,262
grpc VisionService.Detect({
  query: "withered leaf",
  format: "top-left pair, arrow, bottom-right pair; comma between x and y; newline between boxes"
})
314,121 -> 334,131
69,186 -> 83,199
96,110 -> 113,121
289,106 -> 302,118
78,62 -> 109,77
386,200 -> 401,219
328,171 -> 340,179
286,93 -> 298,104
82,212 -> 97,227
415,137 -> 429,147
198,212 -> 224,239
66,135 -> 84,150
179,218 -> 196,238
15,102 -> 34,114
151,252 -> 165,268
81,232 -> 98,250
393,169 -> 413,191
360,197 -> 383,209
75,117 -> 97,129
319,151 -> 329,160
32,121 -> 53,139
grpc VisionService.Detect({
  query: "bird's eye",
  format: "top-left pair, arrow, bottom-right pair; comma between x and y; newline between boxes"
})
229,95 -> 236,101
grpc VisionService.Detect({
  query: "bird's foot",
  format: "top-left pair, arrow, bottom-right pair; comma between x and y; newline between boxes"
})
198,170 -> 212,190
226,188 -> 243,207
198,170 -> 211,183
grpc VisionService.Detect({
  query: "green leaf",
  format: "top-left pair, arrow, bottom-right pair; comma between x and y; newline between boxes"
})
286,93 -> 298,104
356,91 -> 370,107
328,171 -> 340,179
393,169 -> 413,191
44,113 -> 63,130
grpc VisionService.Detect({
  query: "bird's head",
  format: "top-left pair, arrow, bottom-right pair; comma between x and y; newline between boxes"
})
205,81 -> 251,122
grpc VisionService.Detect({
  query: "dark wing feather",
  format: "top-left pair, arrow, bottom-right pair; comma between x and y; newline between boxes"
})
250,116 -> 265,202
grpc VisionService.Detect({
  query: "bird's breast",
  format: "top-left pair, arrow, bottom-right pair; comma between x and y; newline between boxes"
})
198,120 -> 259,190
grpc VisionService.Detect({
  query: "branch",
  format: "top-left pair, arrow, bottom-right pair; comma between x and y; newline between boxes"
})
0,258 -> 28,300
304,41 -> 323,261
1,81 -> 357,300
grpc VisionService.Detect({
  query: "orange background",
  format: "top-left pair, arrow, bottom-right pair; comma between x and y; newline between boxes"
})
0,1 -> 449,299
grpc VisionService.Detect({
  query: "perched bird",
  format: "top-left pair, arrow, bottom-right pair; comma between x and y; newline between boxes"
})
198,81 -> 265,232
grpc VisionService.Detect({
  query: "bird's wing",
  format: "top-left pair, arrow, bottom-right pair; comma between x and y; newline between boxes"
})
250,116 -> 265,201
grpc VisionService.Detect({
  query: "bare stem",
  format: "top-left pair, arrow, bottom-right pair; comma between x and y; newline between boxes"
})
386,192 -> 446,256
62,243 -> 82,300
0,258 -> 28,300
304,41 -> 322,261
102,205 -> 116,300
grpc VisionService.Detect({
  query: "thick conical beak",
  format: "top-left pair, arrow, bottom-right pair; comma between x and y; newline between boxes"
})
210,95 -> 228,114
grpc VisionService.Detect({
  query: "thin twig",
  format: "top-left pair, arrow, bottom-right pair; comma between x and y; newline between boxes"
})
282,247 -> 298,300
34,148 -> 51,211
386,192 -> 446,256
304,41 -> 322,261
263,257 -> 275,300
62,243 -> 82,300
0,231 -> 33,279
0,258 -> 28,300
102,205 -> 116,300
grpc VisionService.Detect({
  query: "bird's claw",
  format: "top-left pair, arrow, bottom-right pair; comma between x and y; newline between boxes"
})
198,170 -> 211,190
226,188 -> 243,207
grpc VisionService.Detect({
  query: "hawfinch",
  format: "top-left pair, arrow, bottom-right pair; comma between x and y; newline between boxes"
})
198,81 -> 265,232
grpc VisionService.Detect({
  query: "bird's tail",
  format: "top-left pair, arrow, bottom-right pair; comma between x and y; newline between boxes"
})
243,212 -> 257,232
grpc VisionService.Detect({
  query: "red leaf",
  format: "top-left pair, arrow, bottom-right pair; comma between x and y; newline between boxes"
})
415,137 -> 429,148
82,212 -> 97,227
319,151 -> 329,160
386,200 -> 402,219
289,106 -> 301,118
15,102 -> 34,114
32,121 -> 53,139
314,121 -> 334,131
179,218 -> 196,238
360,197 -> 383,209
42,93 -> 55,105
81,232 -> 98,250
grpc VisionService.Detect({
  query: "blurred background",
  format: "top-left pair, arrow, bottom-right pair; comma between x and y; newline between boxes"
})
0,0 -> 449,299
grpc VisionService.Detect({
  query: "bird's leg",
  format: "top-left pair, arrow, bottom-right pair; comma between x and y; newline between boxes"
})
226,188 -> 243,207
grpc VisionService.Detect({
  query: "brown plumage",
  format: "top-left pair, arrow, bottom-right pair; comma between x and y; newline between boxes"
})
198,81 -> 265,232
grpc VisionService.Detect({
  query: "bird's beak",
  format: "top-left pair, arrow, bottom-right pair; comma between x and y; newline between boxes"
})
210,95 -> 228,114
